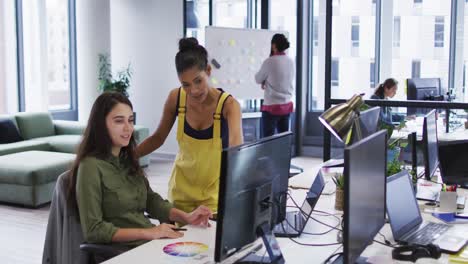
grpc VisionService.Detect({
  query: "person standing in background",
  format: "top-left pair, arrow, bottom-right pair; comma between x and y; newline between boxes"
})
255,33 -> 295,137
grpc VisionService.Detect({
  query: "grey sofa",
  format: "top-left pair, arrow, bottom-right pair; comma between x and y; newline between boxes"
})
0,112 -> 149,207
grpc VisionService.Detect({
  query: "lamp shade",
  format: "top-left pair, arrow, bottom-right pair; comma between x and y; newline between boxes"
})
318,94 -> 363,142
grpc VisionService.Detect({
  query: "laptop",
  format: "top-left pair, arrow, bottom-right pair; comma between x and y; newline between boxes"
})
274,170 -> 325,237
386,171 -> 467,253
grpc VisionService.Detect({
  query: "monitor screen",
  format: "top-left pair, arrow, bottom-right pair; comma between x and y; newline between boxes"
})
407,78 -> 441,115
386,171 -> 422,240
215,132 -> 292,262
439,142 -> 468,186
300,170 -> 326,221
423,109 -> 439,180
348,106 -> 380,145
343,130 -> 387,264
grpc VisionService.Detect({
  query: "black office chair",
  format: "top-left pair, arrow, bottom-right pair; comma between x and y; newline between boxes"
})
42,171 -> 131,264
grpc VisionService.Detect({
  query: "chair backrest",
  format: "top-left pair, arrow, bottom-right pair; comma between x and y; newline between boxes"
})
42,171 -> 89,264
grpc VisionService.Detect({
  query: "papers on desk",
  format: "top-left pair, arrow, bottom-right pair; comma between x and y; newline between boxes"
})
449,246 -> 468,263
416,182 -> 441,201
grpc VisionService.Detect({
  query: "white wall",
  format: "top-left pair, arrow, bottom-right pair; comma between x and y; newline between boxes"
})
76,0 -> 111,121
111,0 -> 183,156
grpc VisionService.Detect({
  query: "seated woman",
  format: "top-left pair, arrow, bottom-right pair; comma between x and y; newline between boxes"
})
68,92 -> 212,247
370,78 -> 405,126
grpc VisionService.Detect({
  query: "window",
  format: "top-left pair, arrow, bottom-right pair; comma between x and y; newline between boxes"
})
185,0 -> 209,44
391,0 -> 450,100
434,16 -> 444,48
370,60 -> 376,88
313,17 -> 318,47
0,0 -> 18,114
213,0 -> 247,28
331,59 -> 339,87
271,0 -> 297,59
412,60 -> 421,78
351,16 -> 359,48
393,16 -> 400,47
330,2 -> 376,100
22,0 -> 74,112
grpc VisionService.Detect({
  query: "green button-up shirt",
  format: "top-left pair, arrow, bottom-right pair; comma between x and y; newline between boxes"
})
76,155 -> 173,244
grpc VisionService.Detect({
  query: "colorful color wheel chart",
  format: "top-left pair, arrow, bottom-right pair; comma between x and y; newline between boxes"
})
163,242 -> 209,257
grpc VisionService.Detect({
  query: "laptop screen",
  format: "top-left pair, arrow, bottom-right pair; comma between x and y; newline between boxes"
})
386,171 -> 423,240
300,170 -> 325,222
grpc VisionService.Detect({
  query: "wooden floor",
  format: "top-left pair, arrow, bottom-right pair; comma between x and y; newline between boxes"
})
0,156 -> 321,264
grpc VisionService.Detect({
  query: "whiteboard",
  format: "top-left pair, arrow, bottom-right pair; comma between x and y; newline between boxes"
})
205,26 -> 288,100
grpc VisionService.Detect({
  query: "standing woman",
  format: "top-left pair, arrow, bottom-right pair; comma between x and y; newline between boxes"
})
255,33 -> 295,137
137,38 -> 243,213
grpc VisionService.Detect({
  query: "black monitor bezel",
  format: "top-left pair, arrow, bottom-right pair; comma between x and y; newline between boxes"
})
343,129 -> 387,264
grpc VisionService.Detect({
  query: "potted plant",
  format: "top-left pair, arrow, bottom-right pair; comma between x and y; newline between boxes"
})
332,173 -> 345,211
98,53 -> 135,121
98,53 -> 132,97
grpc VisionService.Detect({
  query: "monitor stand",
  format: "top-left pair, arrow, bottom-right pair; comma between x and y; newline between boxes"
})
331,255 -> 370,264
237,223 -> 285,264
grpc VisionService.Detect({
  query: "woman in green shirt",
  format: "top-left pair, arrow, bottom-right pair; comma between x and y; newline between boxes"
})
68,92 -> 212,245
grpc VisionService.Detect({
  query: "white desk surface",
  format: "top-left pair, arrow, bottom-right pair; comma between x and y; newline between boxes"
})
104,165 -> 468,264
392,119 -> 468,143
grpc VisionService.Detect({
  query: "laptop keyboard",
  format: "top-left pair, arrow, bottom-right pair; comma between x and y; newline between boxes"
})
406,222 -> 451,245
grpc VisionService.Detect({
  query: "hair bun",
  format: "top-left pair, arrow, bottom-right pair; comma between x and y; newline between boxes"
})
179,37 -> 199,52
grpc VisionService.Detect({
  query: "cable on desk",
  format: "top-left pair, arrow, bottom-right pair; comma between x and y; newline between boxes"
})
287,193 -> 342,232
322,252 -> 343,264
280,222 -> 342,247
376,232 -> 396,248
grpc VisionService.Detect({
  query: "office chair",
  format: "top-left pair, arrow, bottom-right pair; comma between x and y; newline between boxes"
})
42,171 -> 130,264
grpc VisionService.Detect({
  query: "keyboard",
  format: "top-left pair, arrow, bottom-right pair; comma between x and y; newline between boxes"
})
405,222 -> 451,245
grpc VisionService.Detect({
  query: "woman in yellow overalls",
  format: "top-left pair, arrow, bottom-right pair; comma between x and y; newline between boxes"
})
137,38 -> 243,213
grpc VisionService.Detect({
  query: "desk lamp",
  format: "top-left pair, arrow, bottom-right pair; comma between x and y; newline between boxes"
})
319,94 -> 364,143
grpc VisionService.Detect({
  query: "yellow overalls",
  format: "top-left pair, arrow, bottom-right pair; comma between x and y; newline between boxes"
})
168,88 -> 230,213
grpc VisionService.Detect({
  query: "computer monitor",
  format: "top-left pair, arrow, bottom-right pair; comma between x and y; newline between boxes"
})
422,109 -> 439,180
407,78 -> 442,115
348,106 -> 381,145
215,132 -> 292,263
438,142 -> 468,188
333,130 -> 387,264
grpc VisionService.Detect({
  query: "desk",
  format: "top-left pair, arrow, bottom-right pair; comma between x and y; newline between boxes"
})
392,119 -> 468,143
104,166 -> 468,264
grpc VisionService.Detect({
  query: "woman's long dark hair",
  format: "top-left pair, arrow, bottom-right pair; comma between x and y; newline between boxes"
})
67,92 -> 144,210
374,78 -> 398,98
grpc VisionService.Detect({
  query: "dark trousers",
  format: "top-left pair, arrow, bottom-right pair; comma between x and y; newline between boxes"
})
261,111 -> 290,138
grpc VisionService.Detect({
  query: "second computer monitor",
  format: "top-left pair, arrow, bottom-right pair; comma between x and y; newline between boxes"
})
348,106 -> 380,145
214,132 -> 292,263
407,78 -> 441,115
343,129 -> 387,264
423,109 -> 439,180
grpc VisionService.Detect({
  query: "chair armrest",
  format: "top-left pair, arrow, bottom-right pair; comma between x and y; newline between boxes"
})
54,120 -> 86,135
80,243 -> 131,261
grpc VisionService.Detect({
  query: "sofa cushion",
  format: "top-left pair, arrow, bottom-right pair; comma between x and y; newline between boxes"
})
0,140 -> 50,156
15,112 -> 55,140
0,119 -> 23,143
37,135 -> 82,153
53,120 -> 86,135
0,151 -> 75,185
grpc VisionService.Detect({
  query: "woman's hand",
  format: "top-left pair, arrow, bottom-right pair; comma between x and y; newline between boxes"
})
144,223 -> 183,240
183,205 -> 212,227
